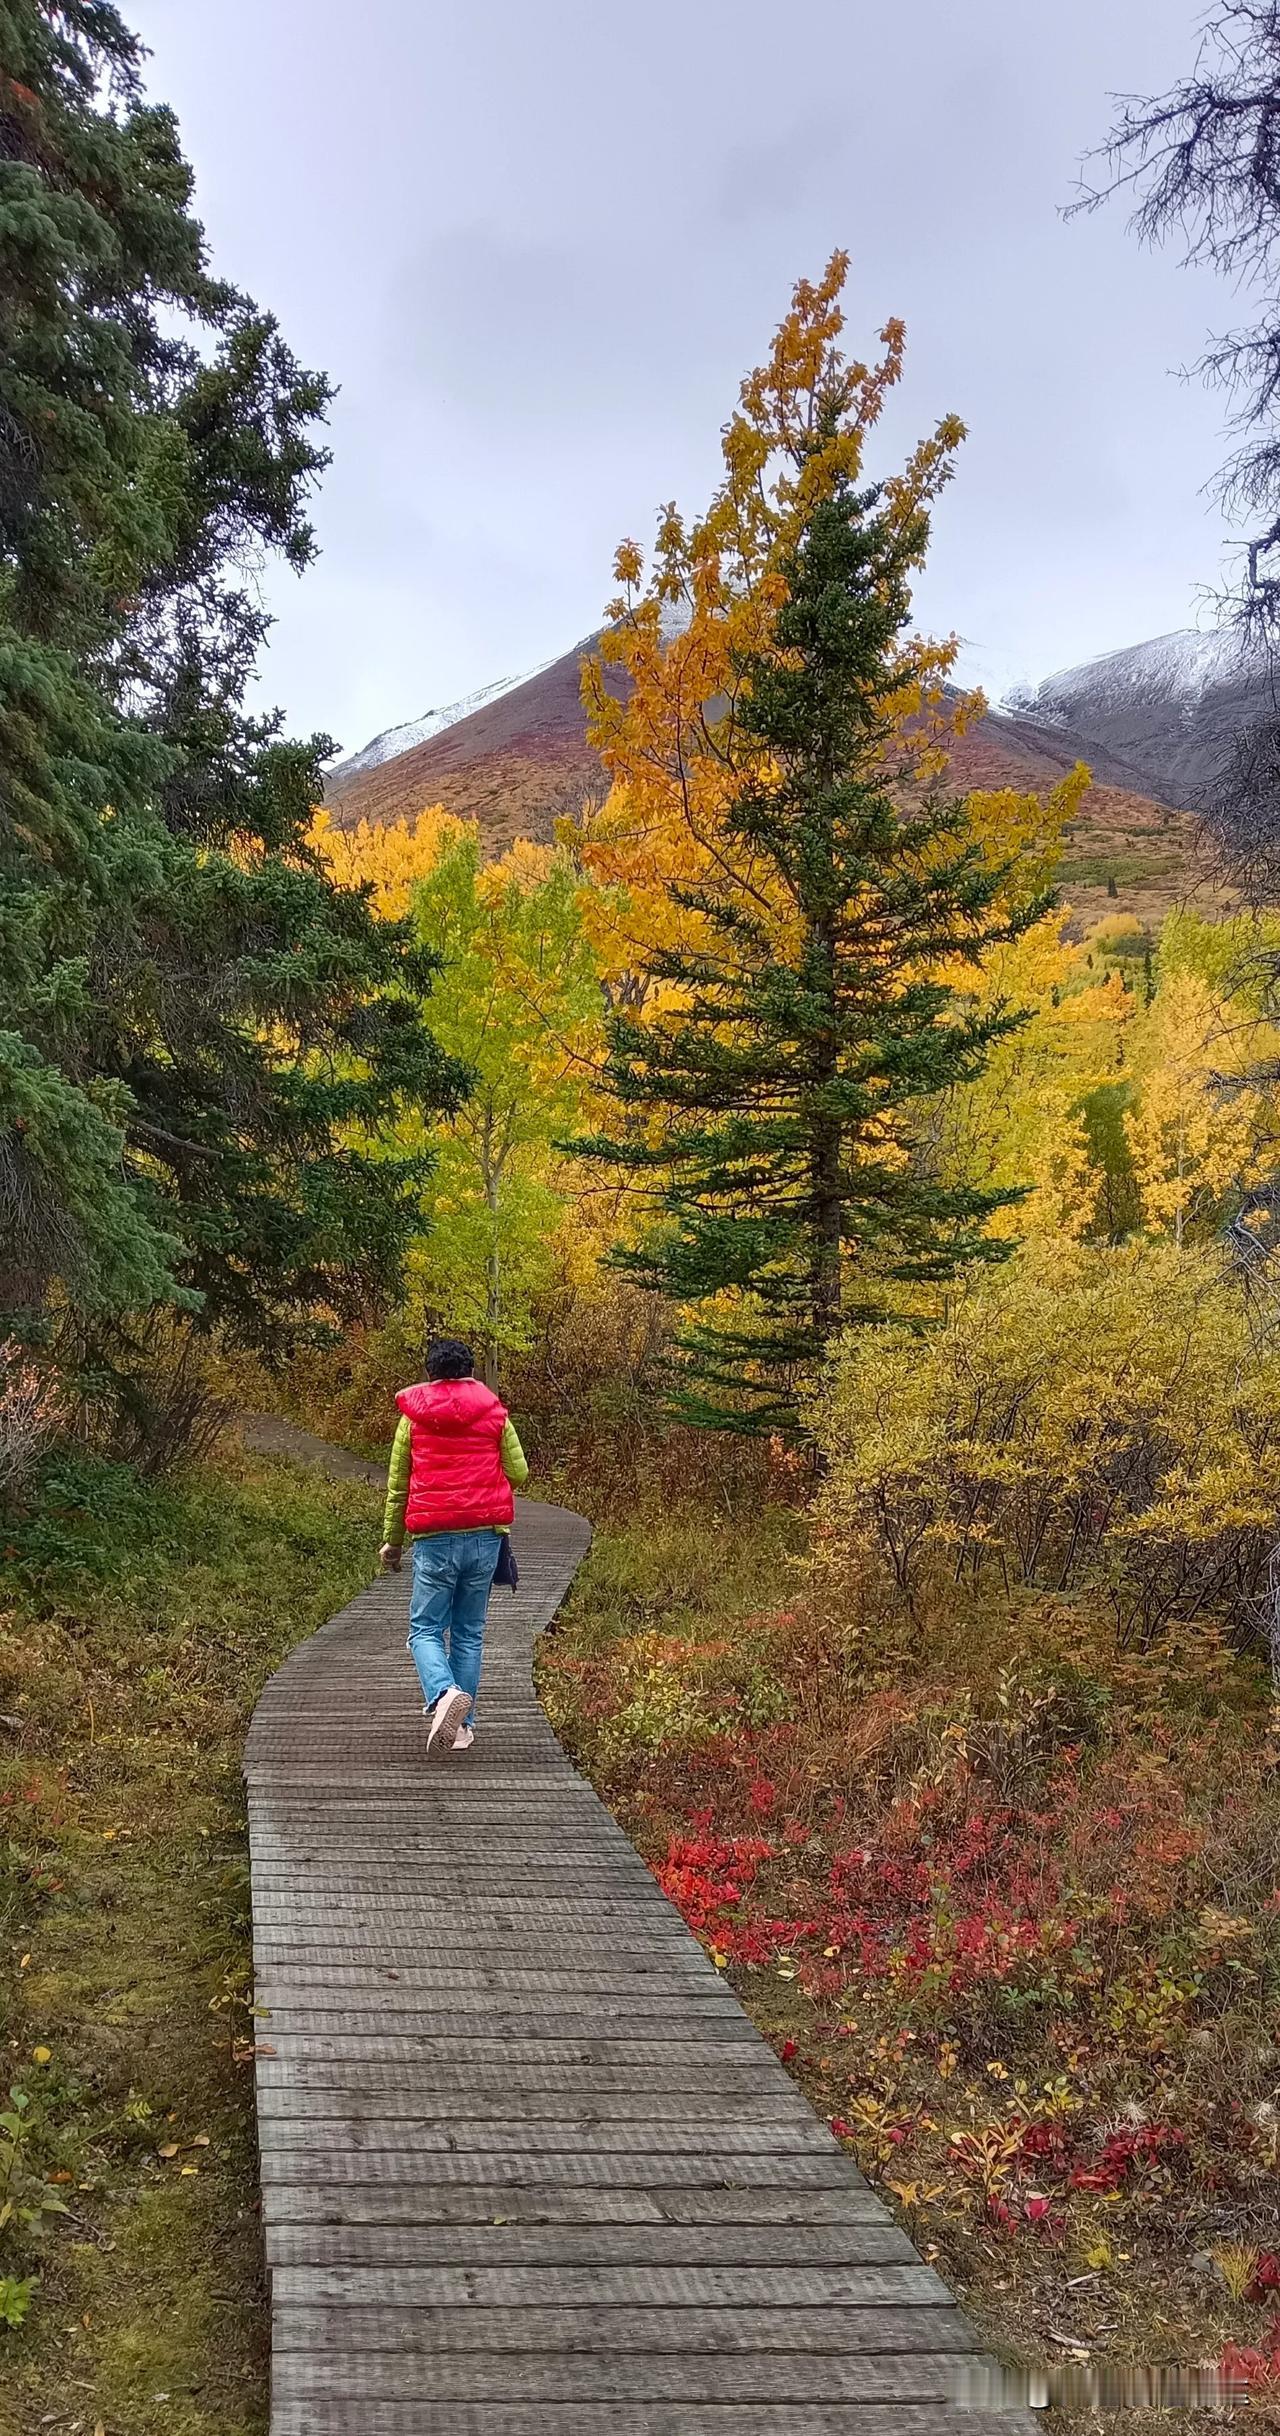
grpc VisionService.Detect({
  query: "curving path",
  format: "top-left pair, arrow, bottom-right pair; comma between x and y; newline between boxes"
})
244,1456 -> 1034,2435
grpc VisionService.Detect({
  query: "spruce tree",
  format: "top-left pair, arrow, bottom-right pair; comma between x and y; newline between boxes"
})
581,457 -> 1048,1432
0,1 -> 462,1364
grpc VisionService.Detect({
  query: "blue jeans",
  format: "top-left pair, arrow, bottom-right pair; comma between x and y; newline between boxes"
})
407,1531 -> 501,1724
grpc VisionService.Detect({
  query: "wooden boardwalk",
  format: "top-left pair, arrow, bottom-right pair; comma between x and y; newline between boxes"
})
244,1490 -> 1033,2435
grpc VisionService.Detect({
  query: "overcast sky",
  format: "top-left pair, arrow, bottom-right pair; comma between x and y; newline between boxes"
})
131,0 -> 1237,759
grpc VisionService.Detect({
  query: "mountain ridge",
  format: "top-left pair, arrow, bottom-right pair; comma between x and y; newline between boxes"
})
326,645 -> 583,789
1007,624 -> 1273,808
322,622 -> 1253,928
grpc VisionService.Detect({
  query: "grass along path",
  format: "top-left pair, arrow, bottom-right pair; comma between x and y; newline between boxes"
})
0,1438 -> 375,2436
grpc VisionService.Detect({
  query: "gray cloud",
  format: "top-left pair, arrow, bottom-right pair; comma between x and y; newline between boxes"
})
131,0 -> 1235,755
716,116 -> 849,226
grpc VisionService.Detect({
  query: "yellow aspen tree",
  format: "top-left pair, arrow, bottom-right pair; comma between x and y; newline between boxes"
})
307,805 -> 470,918
1126,969 -> 1261,1243
566,254 -> 980,980
932,890 -> 1133,1242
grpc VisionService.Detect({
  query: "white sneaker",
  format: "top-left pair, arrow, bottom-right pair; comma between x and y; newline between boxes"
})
452,1724 -> 475,1753
426,1685 -> 471,1754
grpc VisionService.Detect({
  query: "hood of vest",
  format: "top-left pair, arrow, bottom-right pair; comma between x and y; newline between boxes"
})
396,1378 -> 507,1434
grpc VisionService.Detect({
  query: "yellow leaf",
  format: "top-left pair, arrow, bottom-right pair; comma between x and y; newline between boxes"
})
31,2045 -> 50,2065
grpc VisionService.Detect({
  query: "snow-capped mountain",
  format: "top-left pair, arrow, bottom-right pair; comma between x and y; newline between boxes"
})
326,654 -> 567,786
1007,626 -> 1272,803
328,605 -> 692,790
1010,627 -> 1255,720
322,631 -> 617,857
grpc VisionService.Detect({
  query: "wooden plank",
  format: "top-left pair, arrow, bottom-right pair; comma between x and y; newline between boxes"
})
271,2301 -> 973,2355
250,1841 -> 653,1859
248,1773 -> 594,1792
251,1785 -> 613,1802
264,2223 -> 918,2268
264,2184 -> 887,2228
249,1901 -> 697,1928
254,2036 -> 794,2075
253,2010 -> 763,2044
267,2349 -> 976,2401
256,2153 -> 867,2192
251,1918 -> 701,1952
254,2037 -> 787,2069
253,1875 -> 660,1898
269,2262 -> 952,2309
254,2062 -> 801,2100
256,2091 -> 810,2125
255,2149 -> 863,2189
249,1968 -> 736,2007
269,2401 -> 1025,2435
249,1841 -> 648,1861
249,1941 -> 718,1973
256,2118 -> 838,2153
251,1810 -> 621,1827
253,1959 -> 720,1985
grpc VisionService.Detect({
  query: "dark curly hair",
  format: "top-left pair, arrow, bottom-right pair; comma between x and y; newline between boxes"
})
425,1336 -> 475,1381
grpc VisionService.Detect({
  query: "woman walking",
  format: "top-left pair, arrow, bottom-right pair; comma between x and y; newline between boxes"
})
380,1337 -> 528,1754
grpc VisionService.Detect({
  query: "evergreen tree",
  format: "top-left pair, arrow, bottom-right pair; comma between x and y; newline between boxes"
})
0,1 -> 462,1361
580,459 -> 1048,1432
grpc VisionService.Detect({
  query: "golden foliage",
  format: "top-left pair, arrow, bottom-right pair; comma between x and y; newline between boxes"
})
813,1238 -> 1280,1648
958,765 -> 1086,913
931,903 -> 1135,1242
566,255 -> 988,997
1124,969 -> 1262,1244
306,804 -> 469,918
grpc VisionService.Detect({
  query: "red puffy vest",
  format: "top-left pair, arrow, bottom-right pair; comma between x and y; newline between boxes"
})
397,1377 -> 515,1535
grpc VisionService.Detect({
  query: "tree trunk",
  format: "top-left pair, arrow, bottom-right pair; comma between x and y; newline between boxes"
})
483,1136 -> 501,1390
810,1116 -> 844,1345
808,901 -> 843,1353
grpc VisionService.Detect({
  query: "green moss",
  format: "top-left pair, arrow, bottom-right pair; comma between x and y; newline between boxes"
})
1059,851 -> 1181,890
553,1504 -> 803,1654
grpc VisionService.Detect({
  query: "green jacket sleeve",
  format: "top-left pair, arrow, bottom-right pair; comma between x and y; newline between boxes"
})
501,1418 -> 529,1489
382,1415 -> 412,1547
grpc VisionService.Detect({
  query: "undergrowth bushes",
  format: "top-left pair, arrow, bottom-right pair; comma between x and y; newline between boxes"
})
0,1347 -> 62,1505
543,1485 -> 1280,2390
813,1241 -> 1280,1657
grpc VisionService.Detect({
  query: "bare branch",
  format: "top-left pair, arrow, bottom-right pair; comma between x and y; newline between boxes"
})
1072,4 -> 1280,544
